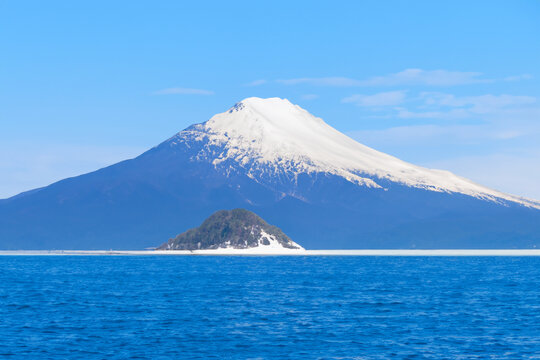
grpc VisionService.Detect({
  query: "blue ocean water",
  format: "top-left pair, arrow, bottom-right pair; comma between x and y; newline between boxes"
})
1,256 -> 539,359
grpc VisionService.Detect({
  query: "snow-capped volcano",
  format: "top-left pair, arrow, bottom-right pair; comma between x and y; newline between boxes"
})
166,97 -> 539,209
1,97 -> 539,250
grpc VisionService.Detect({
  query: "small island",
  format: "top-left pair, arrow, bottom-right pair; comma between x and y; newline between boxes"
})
158,208 -> 304,251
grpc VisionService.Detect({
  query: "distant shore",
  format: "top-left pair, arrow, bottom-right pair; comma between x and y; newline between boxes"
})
1,249 -> 540,256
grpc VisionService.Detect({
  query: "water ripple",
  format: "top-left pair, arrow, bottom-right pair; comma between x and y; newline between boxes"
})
0,256 -> 539,359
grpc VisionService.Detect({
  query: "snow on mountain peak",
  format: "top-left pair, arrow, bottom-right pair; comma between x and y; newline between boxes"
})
172,97 -> 539,209
215,97 -> 325,132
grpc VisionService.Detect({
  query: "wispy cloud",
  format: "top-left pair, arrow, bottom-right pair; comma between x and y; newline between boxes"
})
153,87 -> 214,95
301,94 -> 319,100
504,74 -> 532,82
397,105 -> 540,123
273,69 -> 531,88
343,89 -> 538,120
349,125 -> 512,146
244,79 -> 267,87
359,69 -> 491,86
262,69 -> 532,87
395,108 -> 470,120
342,91 -> 407,107
276,69 -> 501,87
419,92 -> 537,114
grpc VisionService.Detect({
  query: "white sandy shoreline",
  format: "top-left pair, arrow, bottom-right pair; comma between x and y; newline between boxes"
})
1,249 -> 540,256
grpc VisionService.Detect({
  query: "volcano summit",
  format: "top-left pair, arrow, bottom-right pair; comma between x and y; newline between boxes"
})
1,97 -> 539,250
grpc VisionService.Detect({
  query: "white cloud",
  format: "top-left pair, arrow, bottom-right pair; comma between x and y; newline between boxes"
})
245,79 -> 267,86
153,87 -> 214,95
420,92 -> 537,113
494,130 -> 523,140
504,74 -> 533,82
276,69 -> 501,88
359,69 -> 491,86
276,70 -> 533,88
349,124 -> 532,146
392,93 -> 539,119
395,108 -> 470,119
347,91 -> 538,120
342,91 -> 407,107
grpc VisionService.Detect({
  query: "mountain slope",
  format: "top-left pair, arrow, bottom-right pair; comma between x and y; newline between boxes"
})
1,97 -> 539,250
178,97 -> 538,208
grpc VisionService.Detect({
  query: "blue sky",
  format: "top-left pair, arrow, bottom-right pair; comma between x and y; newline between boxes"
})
1,1 -> 539,198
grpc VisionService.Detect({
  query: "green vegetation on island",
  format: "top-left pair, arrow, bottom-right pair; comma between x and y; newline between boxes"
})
158,208 -> 302,250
